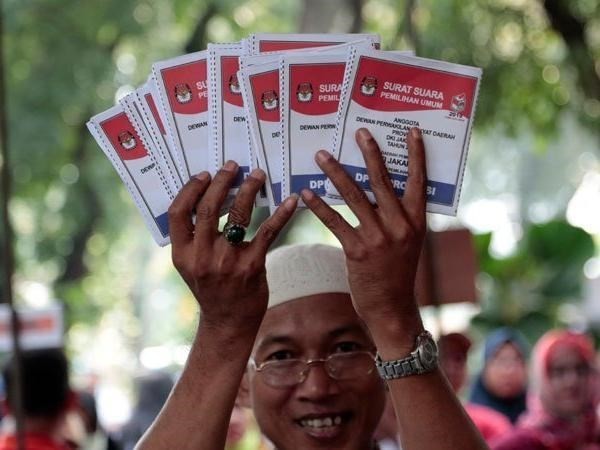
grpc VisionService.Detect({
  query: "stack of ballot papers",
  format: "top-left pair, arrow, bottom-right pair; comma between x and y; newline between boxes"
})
87,33 -> 482,246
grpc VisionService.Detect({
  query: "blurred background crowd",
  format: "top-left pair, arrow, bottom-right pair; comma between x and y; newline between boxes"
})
0,0 -> 598,449
2,326 -> 600,449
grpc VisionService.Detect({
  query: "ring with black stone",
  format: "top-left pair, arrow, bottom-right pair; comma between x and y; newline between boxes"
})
223,222 -> 247,245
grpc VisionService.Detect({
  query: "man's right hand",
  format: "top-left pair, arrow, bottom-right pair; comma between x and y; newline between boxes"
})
168,161 -> 298,332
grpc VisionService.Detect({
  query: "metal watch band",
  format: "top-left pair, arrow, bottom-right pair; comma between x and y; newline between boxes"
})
375,331 -> 437,380
375,354 -> 423,380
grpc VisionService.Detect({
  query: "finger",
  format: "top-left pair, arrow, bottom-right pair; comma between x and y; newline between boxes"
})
168,172 -> 211,248
355,128 -> 399,212
194,161 -> 239,240
227,169 -> 266,227
301,189 -> 355,247
251,194 -> 299,255
402,128 -> 427,221
314,150 -> 378,227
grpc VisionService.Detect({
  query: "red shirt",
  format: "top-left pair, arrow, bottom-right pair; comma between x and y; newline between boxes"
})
0,434 -> 71,450
465,403 -> 513,443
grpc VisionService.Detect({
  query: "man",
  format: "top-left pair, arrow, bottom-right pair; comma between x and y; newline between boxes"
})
237,243 -> 386,449
137,128 -> 487,449
0,348 -> 73,450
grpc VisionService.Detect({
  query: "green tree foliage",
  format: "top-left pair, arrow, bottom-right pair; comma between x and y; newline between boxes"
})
426,0 -> 599,135
472,220 -> 595,342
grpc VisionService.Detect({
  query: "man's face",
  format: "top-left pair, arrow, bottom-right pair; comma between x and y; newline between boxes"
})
246,293 -> 385,450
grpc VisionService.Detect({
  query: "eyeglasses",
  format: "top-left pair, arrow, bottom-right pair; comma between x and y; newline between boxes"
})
249,351 -> 376,388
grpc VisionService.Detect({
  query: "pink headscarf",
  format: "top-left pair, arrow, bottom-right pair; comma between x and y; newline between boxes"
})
518,330 -> 599,450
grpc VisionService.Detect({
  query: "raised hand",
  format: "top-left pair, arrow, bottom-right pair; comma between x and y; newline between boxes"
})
168,162 -> 298,331
301,127 -> 427,354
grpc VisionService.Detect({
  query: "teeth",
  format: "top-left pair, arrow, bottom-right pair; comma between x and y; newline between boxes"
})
301,415 -> 343,428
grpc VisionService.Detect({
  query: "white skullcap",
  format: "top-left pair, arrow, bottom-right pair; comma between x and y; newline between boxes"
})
266,244 -> 351,309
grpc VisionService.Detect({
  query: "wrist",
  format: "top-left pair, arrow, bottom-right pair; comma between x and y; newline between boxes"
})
197,314 -> 263,345
375,331 -> 438,379
363,304 -> 424,360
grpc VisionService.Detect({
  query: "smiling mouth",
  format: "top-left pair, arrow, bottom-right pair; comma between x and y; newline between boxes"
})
296,413 -> 352,439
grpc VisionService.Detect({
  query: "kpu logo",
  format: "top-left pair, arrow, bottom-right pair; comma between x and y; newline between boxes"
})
261,90 -> 278,111
118,131 -> 137,150
174,83 -> 192,104
360,76 -> 378,96
296,82 -> 313,102
229,74 -> 242,94
451,93 -> 466,114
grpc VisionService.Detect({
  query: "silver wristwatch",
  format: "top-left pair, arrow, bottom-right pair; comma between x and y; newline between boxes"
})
375,331 -> 438,380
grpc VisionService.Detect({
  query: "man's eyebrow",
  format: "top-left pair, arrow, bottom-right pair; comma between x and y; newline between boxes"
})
255,335 -> 295,351
256,323 -> 370,352
328,324 -> 370,340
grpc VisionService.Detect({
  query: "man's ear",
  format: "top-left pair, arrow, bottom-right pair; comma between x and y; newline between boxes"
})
237,372 -> 252,409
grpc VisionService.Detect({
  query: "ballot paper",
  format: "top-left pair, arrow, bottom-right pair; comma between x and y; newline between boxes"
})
88,33 -> 483,245
239,56 -> 281,209
246,33 -> 380,54
87,105 -> 173,246
329,48 -> 482,215
208,42 -> 251,190
239,41 -> 377,210
152,51 -> 212,180
279,51 -> 354,201
120,84 -> 182,195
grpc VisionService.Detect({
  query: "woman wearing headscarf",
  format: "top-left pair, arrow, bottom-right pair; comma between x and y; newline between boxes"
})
469,327 -> 529,424
492,330 -> 600,450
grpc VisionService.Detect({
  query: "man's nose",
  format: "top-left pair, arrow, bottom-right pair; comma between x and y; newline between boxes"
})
296,362 -> 341,400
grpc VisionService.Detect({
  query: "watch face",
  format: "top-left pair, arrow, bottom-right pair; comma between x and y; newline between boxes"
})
418,337 -> 438,370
